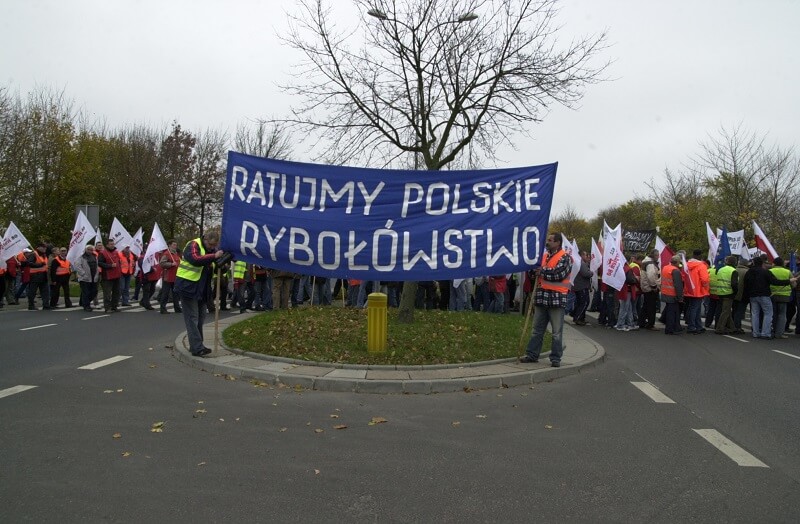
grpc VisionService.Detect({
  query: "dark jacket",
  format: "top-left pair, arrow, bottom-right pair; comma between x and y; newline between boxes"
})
743,266 -> 788,298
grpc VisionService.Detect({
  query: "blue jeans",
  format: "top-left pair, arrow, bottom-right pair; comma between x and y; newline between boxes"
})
685,297 -> 703,332
773,300 -> 788,338
118,274 -> 131,305
180,295 -> 207,354
615,298 -> 634,328
525,306 -> 565,363
750,296 -> 773,338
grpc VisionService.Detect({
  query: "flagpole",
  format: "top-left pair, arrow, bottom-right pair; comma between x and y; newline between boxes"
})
518,274 -> 539,355
213,267 -> 221,354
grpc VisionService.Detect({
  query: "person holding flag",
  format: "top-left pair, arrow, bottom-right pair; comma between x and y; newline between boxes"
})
519,232 -> 573,367
24,243 -> 51,310
97,238 -> 122,313
661,254 -> 685,334
571,251 -> 593,326
714,255 -> 739,335
638,248 -> 661,330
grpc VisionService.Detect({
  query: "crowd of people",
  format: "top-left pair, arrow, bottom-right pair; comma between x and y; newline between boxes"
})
586,248 -> 799,339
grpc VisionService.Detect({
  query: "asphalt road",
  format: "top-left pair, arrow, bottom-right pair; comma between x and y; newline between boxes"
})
1,304 -> 799,522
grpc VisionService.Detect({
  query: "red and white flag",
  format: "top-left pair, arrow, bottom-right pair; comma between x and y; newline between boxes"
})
752,220 -> 778,261
561,234 -> 581,284
655,235 -> 675,270
679,252 -> 695,291
602,228 -> 627,291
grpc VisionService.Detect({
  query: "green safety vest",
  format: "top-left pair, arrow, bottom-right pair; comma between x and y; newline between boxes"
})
176,238 -> 205,282
707,267 -> 721,295
770,266 -> 792,297
715,265 -> 735,296
233,260 -> 246,280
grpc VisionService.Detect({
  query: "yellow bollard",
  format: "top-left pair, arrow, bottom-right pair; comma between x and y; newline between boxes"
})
367,292 -> 388,353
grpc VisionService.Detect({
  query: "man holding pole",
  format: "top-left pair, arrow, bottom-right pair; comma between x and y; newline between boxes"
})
174,231 -> 225,357
519,232 -> 573,367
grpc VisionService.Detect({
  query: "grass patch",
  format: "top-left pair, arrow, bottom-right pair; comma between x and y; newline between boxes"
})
222,307 -> 551,366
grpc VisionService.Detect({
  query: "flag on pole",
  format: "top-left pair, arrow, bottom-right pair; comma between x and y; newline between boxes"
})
562,233 -> 581,284
141,223 -> 168,274
1,222 -> 32,269
714,226 -> 732,269
131,228 -> 144,257
679,252 -> 695,291
752,220 -> 778,261
602,228 -> 627,291
109,217 -> 133,249
706,222 -> 719,264
655,235 -> 675,270
66,211 -> 96,265
790,251 -> 797,273
94,227 -> 102,245
590,237 -> 602,273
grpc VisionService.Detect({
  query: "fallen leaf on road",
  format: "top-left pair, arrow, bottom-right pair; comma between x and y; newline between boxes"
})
279,427 -> 287,432
121,451 -> 131,457
148,364 -> 157,369
314,428 -> 324,433
195,409 -> 207,414
116,389 -> 123,393
197,462 -> 206,466
164,344 -> 174,349
225,375 -> 236,381
197,400 -> 204,404
451,421 -> 461,427
150,421 -> 165,433
314,469 -> 320,475
219,418 -> 225,422
103,390 -> 114,394
545,425 -> 553,429
476,415 -> 487,419
368,417 -> 388,426
112,433 -> 122,439
147,347 -> 153,351
333,424 -> 347,430
330,414 -> 339,419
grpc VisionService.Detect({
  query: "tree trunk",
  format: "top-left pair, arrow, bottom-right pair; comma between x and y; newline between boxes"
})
398,281 -> 419,323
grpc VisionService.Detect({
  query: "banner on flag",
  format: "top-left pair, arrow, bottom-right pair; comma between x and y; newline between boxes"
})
1,222 -> 32,269
220,152 -> 559,280
67,211 -> 96,265
142,223 -> 168,274
622,229 -> 656,253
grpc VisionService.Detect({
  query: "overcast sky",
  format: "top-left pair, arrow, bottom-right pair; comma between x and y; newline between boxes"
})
2,0 -> 798,219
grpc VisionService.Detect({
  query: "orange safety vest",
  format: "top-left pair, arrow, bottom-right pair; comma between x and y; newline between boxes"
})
661,264 -> 678,297
539,249 -> 570,294
55,257 -> 71,276
118,251 -> 134,275
29,252 -> 48,274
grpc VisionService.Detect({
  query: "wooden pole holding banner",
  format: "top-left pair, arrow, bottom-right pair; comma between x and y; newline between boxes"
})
213,266 -> 221,354
310,276 -> 316,306
518,272 -> 539,355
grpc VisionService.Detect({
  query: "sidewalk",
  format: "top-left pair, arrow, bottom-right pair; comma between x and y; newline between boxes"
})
172,312 -> 606,394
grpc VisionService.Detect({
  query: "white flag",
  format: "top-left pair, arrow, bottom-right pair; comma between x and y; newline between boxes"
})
66,211 -> 96,265
141,223 -> 168,273
602,230 -> 627,291
752,220 -> 778,261
679,252 -> 695,291
109,217 -> 133,249
94,227 -> 102,245
131,228 -> 144,257
1,222 -> 32,269
706,222 -> 719,264
562,234 -> 581,284
590,237 -> 602,273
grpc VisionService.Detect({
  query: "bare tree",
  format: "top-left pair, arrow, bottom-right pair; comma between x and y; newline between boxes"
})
283,0 -> 608,321
235,121 -> 293,160
188,128 -> 228,235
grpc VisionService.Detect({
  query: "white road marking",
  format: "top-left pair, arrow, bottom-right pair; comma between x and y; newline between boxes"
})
82,315 -> 110,321
19,323 -> 57,331
78,355 -> 133,370
0,385 -> 38,399
692,429 -> 769,468
723,335 -> 749,343
630,381 -> 676,403
122,307 -> 147,313
773,350 -> 800,361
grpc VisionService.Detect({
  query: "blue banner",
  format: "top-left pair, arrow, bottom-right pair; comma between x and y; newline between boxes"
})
220,152 -> 558,281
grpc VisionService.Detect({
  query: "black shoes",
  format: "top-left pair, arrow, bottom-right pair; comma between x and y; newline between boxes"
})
518,355 -> 539,363
160,308 -> 169,314
191,347 -> 213,357
551,361 -> 561,368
